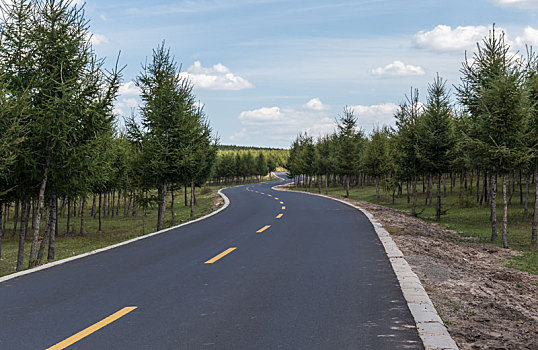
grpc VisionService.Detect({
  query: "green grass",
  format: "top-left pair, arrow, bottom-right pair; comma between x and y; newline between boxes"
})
292,180 -> 537,274
0,186 -> 224,277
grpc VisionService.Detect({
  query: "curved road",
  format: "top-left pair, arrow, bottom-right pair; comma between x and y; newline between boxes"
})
0,175 -> 423,349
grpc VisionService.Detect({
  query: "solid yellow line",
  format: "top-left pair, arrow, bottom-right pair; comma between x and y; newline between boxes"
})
282,206 -> 286,210
276,214 -> 283,219
204,247 -> 237,264
280,201 -> 284,204
256,225 -> 271,233
46,307 -> 137,350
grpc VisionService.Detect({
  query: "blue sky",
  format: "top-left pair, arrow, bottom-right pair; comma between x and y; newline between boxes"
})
82,0 -> 538,148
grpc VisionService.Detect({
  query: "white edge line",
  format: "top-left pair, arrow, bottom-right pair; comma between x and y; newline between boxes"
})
0,189 -> 231,284
272,184 -> 459,350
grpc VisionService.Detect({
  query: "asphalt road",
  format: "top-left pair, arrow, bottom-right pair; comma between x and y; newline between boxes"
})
0,173 -> 423,349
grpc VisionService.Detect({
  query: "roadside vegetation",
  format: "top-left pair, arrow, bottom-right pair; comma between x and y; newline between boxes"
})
0,0 -> 276,275
286,26 -> 537,273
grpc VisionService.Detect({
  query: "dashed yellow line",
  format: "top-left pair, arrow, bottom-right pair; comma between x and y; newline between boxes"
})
256,225 -> 271,233
46,307 -> 138,350
276,214 -> 283,219
281,206 -> 286,210
260,192 -> 265,195
268,194 -> 272,197
204,247 -> 237,264
274,197 -> 279,200
280,201 -> 284,204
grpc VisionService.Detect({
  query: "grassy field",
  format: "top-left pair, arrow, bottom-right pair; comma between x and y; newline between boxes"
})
292,180 -> 537,274
0,186 -> 225,277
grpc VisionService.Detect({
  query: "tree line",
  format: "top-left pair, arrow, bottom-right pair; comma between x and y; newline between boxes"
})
287,26 -> 537,248
0,0 -> 217,271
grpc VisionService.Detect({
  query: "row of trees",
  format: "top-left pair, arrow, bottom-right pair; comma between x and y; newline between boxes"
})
210,150 -> 280,184
0,1 -> 217,270
287,26 -> 537,248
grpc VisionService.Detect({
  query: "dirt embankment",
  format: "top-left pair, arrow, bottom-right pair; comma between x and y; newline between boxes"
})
347,198 -> 537,350
276,186 -> 537,349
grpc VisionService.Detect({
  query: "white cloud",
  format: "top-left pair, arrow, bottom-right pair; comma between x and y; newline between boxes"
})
89,32 -> 110,46
179,61 -> 253,90
371,61 -> 425,77
414,25 -> 491,52
118,81 -> 140,96
348,103 -> 400,132
491,0 -> 538,8
114,98 -> 139,116
233,100 -> 335,145
303,97 -> 329,110
515,26 -> 538,46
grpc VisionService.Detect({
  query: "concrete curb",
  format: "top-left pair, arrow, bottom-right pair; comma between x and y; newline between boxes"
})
0,189 -> 231,284
272,184 -> 459,350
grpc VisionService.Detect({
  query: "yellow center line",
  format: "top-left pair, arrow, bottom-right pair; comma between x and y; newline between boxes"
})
256,225 -> 271,233
282,206 -> 286,210
280,201 -> 284,204
46,307 -> 138,350
268,194 -> 272,197
204,247 -> 237,264
274,197 -> 279,200
276,213 -> 283,219
260,192 -> 265,195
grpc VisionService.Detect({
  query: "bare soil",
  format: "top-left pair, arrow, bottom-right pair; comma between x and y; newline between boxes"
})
277,186 -> 538,350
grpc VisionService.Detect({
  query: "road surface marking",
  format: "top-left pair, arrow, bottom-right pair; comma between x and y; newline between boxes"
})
256,225 -> 271,233
274,197 -> 279,200
280,201 -> 284,204
268,194 -> 272,197
46,307 -> 138,350
260,192 -> 265,195
204,247 -> 237,264
281,206 -> 286,210
276,214 -> 283,219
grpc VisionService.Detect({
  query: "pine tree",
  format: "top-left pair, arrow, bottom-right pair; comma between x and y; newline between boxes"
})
418,75 -> 456,220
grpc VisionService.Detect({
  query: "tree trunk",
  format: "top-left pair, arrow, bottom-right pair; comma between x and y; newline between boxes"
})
345,175 -> 350,198
142,192 -> 147,235
111,191 -> 115,218
531,162 -> 538,245
436,173 -> 441,221
116,190 -> 121,216
491,174 -> 497,242
79,197 -> 85,235
193,185 -> 197,206
66,196 -> 71,234
406,180 -> 410,204
11,198 -> 19,237
28,161 -> 50,268
412,177 -> 417,217
16,199 -> 30,271
123,188 -> 127,217
157,181 -> 167,231
98,192 -> 103,232
184,185 -> 188,206
171,189 -> 175,226
37,201 -> 53,264
375,176 -> 380,203
325,173 -> 328,195
476,170 -> 480,203
91,194 -> 96,218
190,182 -> 194,218
48,195 -> 57,260
523,174 -> 529,222
502,174 -> 508,248
318,175 -> 322,194
519,170 -> 523,205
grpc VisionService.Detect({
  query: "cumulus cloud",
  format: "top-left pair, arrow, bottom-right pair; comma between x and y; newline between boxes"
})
348,103 -> 400,132
88,32 -> 110,46
303,98 -> 329,110
371,61 -> 425,77
118,81 -> 140,96
515,26 -> 538,46
414,25 -> 491,52
233,100 -> 335,145
179,61 -> 253,90
491,0 -> 538,8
